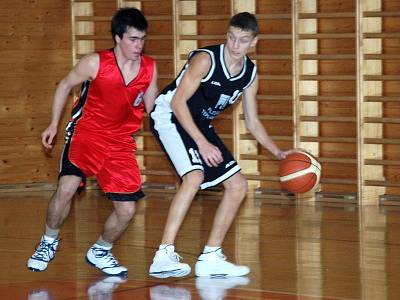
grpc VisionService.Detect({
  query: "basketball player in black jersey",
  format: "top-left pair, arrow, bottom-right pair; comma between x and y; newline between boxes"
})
149,12 -> 296,278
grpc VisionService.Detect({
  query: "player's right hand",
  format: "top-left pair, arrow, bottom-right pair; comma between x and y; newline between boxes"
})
41,124 -> 58,149
198,141 -> 223,167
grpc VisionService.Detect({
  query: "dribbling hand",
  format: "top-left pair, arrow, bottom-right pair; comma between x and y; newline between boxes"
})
276,148 -> 304,160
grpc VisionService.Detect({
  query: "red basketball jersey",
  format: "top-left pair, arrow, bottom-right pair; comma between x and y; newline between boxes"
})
72,49 -> 154,145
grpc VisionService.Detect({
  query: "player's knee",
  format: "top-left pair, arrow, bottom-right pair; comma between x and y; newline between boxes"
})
115,203 -> 136,222
56,183 -> 77,201
56,176 -> 80,201
182,171 -> 204,189
226,175 -> 248,198
236,177 -> 248,197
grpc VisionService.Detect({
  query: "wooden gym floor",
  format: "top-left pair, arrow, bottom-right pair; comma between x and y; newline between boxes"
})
0,189 -> 399,300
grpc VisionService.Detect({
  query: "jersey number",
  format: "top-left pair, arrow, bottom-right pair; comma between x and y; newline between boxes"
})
188,148 -> 202,164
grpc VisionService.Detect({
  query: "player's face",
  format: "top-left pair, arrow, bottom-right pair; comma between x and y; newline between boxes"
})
226,26 -> 257,59
116,26 -> 146,61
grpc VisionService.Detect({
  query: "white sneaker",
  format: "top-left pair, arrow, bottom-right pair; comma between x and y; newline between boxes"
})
150,285 -> 191,300
28,290 -> 51,300
87,276 -> 127,300
195,248 -> 250,277
86,245 -> 128,276
196,276 -> 250,300
27,235 -> 60,272
149,245 -> 191,278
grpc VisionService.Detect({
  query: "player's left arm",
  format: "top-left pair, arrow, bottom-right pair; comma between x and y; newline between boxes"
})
242,74 -> 295,160
143,61 -> 158,113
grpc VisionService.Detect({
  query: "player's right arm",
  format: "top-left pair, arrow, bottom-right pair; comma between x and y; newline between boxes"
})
42,54 -> 99,149
171,52 -> 223,167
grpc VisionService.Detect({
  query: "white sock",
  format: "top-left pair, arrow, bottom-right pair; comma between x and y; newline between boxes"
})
159,244 -> 173,250
95,236 -> 113,249
44,224 -> 59,239
203,245 -> 220,254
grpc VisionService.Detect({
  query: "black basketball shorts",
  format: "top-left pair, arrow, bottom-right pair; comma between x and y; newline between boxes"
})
150,112 -> 241,190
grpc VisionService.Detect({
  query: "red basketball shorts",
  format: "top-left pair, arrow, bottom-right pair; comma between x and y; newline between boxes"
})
60,133 -> 142,196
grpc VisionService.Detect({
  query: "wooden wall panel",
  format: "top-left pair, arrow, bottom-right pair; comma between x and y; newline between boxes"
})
258,40 -> 292,55
257,0 -> 291,13
197,1 -> 231,15
297,0 -> 358,195
381,0 -> 400,196
1,0 -> 399,203
0,0 -> 71,184
362,0 -> 400,199
319,0 -> 357,193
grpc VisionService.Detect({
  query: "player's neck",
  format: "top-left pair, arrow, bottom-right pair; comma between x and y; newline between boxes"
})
223,45 -> 244,75
113,47 -> 141,84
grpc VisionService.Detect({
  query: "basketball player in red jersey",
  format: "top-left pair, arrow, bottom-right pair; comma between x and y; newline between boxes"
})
27,8 -> 158,277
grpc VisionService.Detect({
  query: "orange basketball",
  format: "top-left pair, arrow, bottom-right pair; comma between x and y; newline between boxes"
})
279,151 -> 321,193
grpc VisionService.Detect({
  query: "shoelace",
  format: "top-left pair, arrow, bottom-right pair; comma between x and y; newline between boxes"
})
32,239 -> 58,261
92,248 -> 120,267
167,250 -> 183,262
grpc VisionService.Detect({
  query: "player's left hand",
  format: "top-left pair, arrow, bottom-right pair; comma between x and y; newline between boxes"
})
198,140 -> 223,167
276,148 -> 303,160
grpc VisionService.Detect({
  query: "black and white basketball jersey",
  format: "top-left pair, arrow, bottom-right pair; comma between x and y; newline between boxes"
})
153,44 -> 257,126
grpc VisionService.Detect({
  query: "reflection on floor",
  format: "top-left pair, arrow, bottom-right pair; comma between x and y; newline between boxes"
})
0,189 -> 399,299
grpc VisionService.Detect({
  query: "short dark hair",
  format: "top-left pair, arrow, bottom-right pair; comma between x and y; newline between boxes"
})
111,8 -> 148,43
229,12 -> 259,36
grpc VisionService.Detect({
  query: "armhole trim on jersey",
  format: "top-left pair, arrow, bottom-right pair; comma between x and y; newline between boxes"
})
243,65 -> 257,90
91,52 -> 101,81
188,49 -> 216,83
147,56 -> 156,84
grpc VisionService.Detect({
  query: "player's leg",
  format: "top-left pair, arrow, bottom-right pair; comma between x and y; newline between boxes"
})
86,199 -> 138,277
161,170 -> 204,245
27,141 -> 84,272
195,176 -> 250,277
199,127 -> 247,245
149,113 -> 201,278
195,128 -> 250,277
207,172 -> 247,246
102,200 -> 136,242
46,175 -> 82,229
149,170 -> 203,278
86,150 -> 143,277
